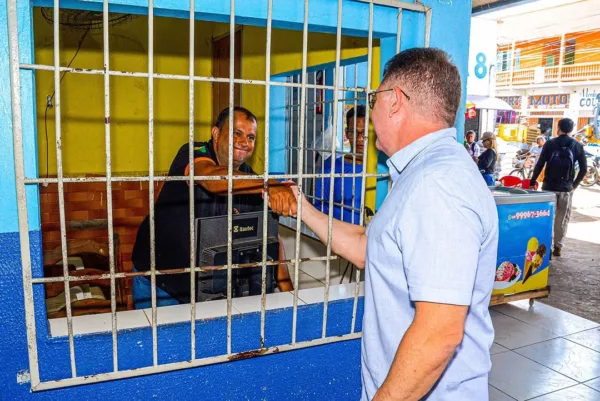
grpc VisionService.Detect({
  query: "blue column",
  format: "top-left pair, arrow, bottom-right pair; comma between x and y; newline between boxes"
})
269,76 -> 287,174
0,0 -> 40,234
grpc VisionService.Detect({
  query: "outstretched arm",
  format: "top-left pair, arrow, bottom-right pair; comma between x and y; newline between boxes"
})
292,186 -> 367,268
191,158 -> 297,217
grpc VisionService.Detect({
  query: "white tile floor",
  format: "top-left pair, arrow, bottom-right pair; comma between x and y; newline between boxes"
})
489,300 -> 600,401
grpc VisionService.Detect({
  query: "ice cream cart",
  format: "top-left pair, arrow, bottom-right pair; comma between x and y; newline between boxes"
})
489,187 -> 556,306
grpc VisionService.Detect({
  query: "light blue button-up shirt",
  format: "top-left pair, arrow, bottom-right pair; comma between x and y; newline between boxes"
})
361,128 -> 498,400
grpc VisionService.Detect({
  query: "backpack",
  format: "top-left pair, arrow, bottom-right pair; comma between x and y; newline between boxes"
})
546,140 -> 575,182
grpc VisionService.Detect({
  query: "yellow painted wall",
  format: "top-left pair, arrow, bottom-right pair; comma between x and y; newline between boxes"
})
37,9 -> 379,210
35,11 -> 215,176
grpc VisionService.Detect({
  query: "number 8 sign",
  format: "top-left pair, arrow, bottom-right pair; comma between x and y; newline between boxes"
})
475,53 -> 488,79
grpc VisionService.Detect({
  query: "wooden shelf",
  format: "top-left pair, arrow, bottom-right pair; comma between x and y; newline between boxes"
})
490,286 -> 551,306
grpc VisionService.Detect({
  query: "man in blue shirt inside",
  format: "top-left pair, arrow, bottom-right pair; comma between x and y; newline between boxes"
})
314,105 -> 365,224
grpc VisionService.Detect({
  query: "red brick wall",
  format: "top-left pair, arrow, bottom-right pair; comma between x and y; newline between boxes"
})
40,178 -> 165,274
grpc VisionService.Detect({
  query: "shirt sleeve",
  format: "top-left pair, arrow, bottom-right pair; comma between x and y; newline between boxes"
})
184,145 -> 215,176
398,175 -> 485,306
573,143 -> 588,188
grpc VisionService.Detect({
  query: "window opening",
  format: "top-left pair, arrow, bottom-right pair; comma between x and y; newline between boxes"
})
564,38 -> 576,65
496,50 -> 512,73
6,0 -> 431,391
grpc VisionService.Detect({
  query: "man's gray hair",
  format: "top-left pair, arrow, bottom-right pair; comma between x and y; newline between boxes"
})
382,48 -> 462,127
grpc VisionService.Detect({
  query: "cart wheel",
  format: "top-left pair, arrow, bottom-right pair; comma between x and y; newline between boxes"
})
529,298 -> 535,307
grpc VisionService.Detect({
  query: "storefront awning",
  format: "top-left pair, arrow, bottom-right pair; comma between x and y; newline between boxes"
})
467,95 -> 513,111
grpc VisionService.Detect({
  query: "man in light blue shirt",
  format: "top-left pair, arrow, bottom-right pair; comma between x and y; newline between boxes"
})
291,48 -> 498,400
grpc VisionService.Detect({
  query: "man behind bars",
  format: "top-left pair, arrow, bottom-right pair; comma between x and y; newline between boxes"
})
132,107 -> 296,308
314,105 -> 365,224
290,49 -> 498,400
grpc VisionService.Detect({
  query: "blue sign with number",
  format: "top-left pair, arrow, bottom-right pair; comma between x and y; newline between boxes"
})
475,52 -> 487,79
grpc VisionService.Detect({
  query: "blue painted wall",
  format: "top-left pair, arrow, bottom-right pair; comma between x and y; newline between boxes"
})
0,0 -> 470,398
0,230 -> 364,399
0,0 -> 40,235
268,76 -> 288,175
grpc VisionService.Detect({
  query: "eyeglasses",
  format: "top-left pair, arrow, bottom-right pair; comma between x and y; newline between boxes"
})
368,87 -> 410,110
345,129 -> 365,138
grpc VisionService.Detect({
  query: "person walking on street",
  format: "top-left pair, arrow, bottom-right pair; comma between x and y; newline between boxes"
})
476,132 -> 498,186
530,118 -> 587,257
289,48 -> 498,400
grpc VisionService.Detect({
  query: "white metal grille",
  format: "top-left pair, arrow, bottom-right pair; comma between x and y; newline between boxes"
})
285,66 -> 368,225
6,0 -> 431,391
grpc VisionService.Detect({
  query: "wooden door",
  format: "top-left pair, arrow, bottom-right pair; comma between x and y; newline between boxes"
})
212,31 -> 242,119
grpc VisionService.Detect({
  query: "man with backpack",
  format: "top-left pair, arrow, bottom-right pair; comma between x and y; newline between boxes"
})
530,118 -> 587,257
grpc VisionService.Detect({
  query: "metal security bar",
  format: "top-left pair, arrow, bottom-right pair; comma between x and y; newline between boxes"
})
284,72 -> 367,203
7,0 -> 431,391
188,0 -> 197,361
102,0 -> 119,372
353,0 -> 375,333
52,0 -> 77,377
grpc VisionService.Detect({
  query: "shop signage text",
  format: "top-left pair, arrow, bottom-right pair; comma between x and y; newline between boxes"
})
498,94 -> 570,109
579,88 -> 600,109
529,94 -> 570,109
499,96 -> 521,108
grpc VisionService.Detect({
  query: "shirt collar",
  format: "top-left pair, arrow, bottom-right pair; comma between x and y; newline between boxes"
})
386,128 -> 457,182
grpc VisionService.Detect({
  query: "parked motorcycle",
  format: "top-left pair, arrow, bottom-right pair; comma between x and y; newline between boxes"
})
581,152 -> 600,187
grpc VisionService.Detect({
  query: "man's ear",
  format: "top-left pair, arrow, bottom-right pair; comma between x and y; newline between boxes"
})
389,86 -> 403,117
211,126 -> 220,142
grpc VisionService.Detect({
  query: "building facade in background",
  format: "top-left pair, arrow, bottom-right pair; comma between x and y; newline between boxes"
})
496,29 -> 600,136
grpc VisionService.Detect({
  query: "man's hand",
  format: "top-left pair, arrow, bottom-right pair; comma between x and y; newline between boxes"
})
289,183 -> 307,204
530,179 -> 537,188
267,184 -> 297,217
288,184 -> 312,215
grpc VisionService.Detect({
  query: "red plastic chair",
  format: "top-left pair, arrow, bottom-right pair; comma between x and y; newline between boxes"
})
499,176 -> 522,187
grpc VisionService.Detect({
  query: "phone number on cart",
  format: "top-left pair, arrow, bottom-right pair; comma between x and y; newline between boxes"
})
509,210 -> 552,220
